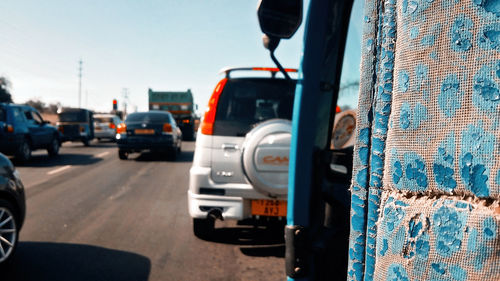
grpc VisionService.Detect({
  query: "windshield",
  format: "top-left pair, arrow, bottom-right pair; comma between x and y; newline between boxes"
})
213,78 -> 296,136
58,111 -> 88,122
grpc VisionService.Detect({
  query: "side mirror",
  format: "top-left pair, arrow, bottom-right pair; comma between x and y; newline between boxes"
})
257,0 -> 302,39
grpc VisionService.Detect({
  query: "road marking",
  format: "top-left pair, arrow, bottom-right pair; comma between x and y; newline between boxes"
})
47,165 -> 72,175
96,151 -> 110,158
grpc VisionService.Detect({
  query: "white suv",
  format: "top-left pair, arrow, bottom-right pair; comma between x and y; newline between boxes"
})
188,67 -> 296,238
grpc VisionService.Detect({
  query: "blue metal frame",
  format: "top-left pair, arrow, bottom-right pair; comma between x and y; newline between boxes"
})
287,0 -> 332,280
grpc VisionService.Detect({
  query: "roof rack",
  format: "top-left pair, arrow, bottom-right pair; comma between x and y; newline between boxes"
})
219,67 -> 298,78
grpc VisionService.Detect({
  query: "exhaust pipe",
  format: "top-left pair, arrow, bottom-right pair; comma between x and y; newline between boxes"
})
207,208 -> 223,221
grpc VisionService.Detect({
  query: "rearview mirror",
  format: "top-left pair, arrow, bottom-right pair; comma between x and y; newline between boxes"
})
257,0 -> 302,39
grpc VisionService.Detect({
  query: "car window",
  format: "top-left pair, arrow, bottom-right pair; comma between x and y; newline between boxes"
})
337,0 -> 363,111
126,112 -> 169,123
59,111 -> 88,122
12,108 -> 25,123
95,117 -> 113,123
32,111 -> 44,124
213,78 -> 296,137
330,0 -> 363,149
24,110 -> 33,121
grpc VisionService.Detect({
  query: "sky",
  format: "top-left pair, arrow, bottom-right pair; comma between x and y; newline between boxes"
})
0,0 -> 362,114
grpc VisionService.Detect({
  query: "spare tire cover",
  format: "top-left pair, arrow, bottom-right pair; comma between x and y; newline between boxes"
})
331,109 -> 357,149
242,119 -> 291,197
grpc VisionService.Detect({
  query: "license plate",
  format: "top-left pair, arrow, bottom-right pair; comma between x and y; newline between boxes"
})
134,129 -> 155,135
95,127 -> 102,131
251,200 -> 287,217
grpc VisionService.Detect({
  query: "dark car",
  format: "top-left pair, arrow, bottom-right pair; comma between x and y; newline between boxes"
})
0,153 -> 26,266
56,108 -> 95,146
0,103 -> 60,161
116,111 -> 182,160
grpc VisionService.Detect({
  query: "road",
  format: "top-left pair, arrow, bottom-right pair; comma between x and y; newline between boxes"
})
5,141 -> 285,281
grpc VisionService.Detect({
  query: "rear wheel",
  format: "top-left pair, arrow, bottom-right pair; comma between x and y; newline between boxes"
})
82,138 -> 90,147
0,199 -> 19,266
118,150 -> 128,160
193,218 -> 215,239
15,140 -> 31,162
47,138 -> 60,157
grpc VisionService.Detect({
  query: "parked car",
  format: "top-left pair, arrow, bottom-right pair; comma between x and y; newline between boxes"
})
94,114 -> 122,141
56,108 -> 95,146
188,67 -> 297,238
116,111 -> 182,160
0,152 -> 26,266
0,103 -> 60,161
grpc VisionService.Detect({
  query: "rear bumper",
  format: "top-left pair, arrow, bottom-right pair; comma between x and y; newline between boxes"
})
117,135 -> 175,151
95,130 -> 116,139
188,165 -> 287,220
60,132 -> 90,142
188,190 -> 246,220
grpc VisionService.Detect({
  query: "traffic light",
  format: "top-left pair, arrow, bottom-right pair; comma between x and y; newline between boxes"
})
113,99 -> 118,110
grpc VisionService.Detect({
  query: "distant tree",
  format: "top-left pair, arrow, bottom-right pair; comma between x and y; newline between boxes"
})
339,80 -> 360,95
25,99 -> 46,112
0,77 -> 13,103
47,103 -> 61,114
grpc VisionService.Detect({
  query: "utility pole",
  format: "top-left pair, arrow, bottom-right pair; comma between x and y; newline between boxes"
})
122,88 -> 129,115
78,59 -> 83,108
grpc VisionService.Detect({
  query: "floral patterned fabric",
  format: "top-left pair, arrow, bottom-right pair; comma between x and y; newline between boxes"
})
348,0 -> 500,280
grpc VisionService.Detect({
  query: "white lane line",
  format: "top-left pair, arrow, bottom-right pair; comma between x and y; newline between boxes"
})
47,165 -> 72,175
96,151 -> 110,158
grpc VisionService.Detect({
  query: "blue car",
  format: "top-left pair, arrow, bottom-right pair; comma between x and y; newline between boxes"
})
0,103 -> 60,161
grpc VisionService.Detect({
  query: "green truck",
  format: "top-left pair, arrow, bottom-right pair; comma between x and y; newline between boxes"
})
148,88 -> 196,140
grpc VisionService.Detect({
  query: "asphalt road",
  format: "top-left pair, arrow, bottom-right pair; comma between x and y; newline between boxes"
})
5,141 -> 285,281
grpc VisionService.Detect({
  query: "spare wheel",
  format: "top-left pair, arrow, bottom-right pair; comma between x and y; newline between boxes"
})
242,119 -> 291,197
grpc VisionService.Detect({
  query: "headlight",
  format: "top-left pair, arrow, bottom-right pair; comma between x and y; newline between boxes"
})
13,170 -> 21,180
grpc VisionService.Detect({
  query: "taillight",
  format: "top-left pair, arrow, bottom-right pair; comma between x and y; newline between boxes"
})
163,123 -> 173,133
182,119 -> 190,124
58,126 -> 64,133
201,78 -> 228,135
109,123 -> 116,129
117,123 -> 127,134
6,125 -> 14,133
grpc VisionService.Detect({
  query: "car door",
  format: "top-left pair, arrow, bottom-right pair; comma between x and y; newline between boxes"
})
284,0 -> 500,280
23,109 -> 44,148
25,109 -> 52,147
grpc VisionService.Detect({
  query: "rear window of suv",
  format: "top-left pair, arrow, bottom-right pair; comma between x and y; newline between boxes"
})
59,111 -> 88,122
95,117 -> 113,123
213,78 -> 296,136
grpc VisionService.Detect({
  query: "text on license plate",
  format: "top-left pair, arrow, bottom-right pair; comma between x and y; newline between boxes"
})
134,129 -> 155,135
251,200 -> 287,217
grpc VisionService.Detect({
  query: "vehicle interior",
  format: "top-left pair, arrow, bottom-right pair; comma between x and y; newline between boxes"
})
258,0 -> 500,280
